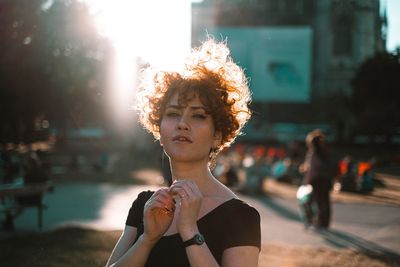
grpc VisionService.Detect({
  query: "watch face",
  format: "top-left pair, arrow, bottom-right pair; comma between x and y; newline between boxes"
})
195,234 -> 205,244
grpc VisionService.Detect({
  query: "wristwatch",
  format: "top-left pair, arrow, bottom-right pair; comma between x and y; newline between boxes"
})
183,233 -> 205,247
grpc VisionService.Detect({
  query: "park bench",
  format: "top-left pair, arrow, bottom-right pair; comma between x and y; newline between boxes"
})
0,181 -> 54,230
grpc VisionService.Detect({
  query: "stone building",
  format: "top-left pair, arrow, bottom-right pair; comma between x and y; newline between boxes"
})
192,0 -> 387,142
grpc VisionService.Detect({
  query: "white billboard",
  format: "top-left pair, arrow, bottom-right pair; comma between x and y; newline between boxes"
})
206,27 -> 313,103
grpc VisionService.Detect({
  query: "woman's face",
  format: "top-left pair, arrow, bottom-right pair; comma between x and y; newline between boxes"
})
159,92 -> 220,165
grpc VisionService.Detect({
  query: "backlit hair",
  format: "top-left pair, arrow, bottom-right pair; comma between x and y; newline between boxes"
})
136,39 -> 252,152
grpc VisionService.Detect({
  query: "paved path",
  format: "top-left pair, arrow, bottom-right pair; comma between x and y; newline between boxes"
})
241,194 -> 400,256
8,182 -> 400,256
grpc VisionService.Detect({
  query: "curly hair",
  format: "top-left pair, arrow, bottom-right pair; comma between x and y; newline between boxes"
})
136,39 -> 252,153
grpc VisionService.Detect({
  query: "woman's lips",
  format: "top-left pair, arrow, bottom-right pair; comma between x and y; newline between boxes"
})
172,135 -> 192,143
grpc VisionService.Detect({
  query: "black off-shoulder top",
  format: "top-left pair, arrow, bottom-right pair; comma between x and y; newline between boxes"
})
125,191 -> 261,267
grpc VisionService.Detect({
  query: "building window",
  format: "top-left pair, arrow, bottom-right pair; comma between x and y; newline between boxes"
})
332,1 -> 354,56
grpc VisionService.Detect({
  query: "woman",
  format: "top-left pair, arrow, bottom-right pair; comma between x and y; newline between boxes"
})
106,39 -> 261,267
300,129 -> 332,229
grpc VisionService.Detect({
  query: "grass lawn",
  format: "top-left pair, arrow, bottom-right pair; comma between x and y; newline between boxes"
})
1,227 -> 398,267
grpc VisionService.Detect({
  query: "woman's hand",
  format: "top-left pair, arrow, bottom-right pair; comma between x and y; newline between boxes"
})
169,180 -> 203,239
143,188 -> 175,244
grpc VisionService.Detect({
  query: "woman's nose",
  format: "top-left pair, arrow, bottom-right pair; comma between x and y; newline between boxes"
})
177,115 -> 190,131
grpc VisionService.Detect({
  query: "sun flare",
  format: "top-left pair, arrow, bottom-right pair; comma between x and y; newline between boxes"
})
82,0 -> 191,127
86,0 -> 191,69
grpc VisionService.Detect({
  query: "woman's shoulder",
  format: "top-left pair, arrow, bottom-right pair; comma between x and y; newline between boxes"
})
210,198 -> 261,249
128,190 -> 155,211
207,196 -> 260,225
132,190 -> 154,205
125,190 -> 155,227
229,198 -> 260,219
220,185 -> 259,214
138,190 -> 155,199
211,183 -> 259,218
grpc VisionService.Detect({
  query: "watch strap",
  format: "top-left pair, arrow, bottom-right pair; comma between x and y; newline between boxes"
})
183,233 -> 205,247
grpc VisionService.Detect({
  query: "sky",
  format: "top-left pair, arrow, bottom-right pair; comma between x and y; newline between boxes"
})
382,0 -> 400,52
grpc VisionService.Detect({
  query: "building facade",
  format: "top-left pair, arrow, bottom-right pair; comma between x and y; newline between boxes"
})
192,0 -> 386,142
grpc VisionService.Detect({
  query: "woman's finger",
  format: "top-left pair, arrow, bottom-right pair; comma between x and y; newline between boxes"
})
171,181 -> 201,200
157,191 -> 175,206
151,188 -> 175,204
169,186 -> 189,199
146,192 -> 175,212
147,198 -> 174,213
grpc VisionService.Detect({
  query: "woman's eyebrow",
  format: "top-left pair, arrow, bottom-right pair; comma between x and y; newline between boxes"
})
165,104 -> 181,109
190,106 -> 206,111
166,105 -> 206,111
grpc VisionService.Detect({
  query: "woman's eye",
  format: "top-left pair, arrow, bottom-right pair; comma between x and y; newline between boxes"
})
193,114 -> 207,119
166,111 -> 180,117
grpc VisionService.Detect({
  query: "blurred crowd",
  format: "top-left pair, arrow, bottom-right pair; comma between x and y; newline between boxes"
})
213,142 -> 379,196
213,143 -> 301,195
335,155 -> 376,194
0,141 -> 383,195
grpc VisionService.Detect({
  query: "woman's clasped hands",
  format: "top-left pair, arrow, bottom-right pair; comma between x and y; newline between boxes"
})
142,180 -> 203,244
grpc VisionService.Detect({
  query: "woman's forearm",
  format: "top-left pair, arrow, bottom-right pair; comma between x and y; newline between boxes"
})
109,234 -> 156,267
180,230 -> 219,267
185,243 -> 220,267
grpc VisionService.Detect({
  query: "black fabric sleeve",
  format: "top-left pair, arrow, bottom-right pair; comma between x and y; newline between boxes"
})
223,202 -> 261,250
125,190 -> 154,227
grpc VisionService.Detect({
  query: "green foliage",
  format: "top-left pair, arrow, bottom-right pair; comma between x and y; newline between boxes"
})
351,52 -> 400,136
0,0 -> 112,143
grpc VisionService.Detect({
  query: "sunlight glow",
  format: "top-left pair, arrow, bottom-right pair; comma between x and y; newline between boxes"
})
385,0 -> 400,52
381,0 -> 400,52
88,0 -> 191,70
97,185 -> 160,230
82,0 -> 191,128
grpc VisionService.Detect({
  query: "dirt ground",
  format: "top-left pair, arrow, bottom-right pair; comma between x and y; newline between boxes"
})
1,228 -> 398,267
259,242 -> 399,267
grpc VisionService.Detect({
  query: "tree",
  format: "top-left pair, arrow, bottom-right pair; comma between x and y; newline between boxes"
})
351,52 -> 400,140
0,0 -> 112,144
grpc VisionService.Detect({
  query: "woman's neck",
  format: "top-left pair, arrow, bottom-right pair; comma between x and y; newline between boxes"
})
170,161 -> 216,191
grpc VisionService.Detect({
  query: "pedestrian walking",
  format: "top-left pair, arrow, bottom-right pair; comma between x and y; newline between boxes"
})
299,129 -> 333,229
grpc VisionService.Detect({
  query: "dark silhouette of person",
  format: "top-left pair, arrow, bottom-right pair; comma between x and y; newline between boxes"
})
300,129 -> 333,229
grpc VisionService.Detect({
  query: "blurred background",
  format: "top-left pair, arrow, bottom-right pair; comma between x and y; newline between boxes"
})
0,0 -> 400,266
0,0 -> 399,173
